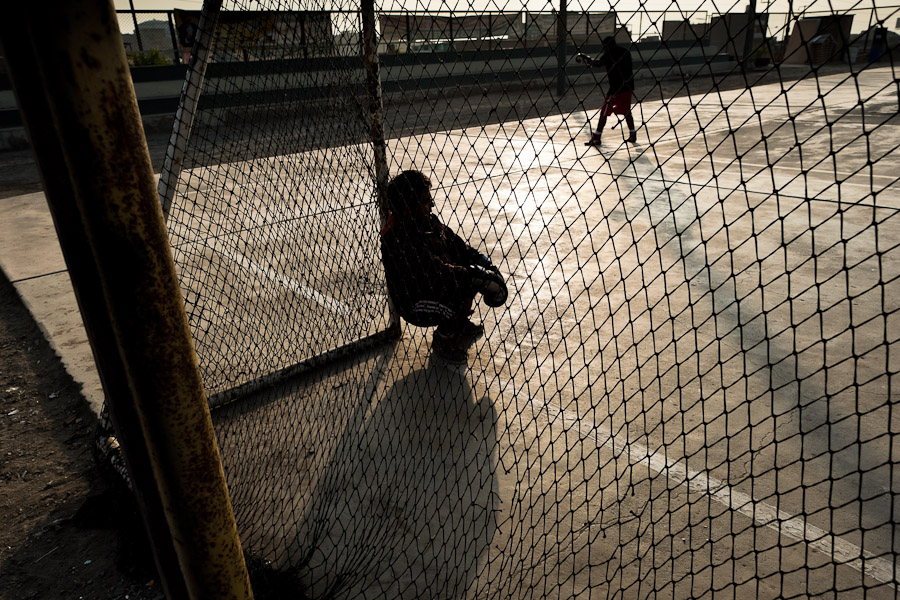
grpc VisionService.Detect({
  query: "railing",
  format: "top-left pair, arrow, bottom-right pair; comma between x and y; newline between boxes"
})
116,10 -> 183,64
115,6 -> 899,67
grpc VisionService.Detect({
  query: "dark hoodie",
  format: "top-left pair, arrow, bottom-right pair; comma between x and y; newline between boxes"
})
599,42 -> 635,96
380,213 -> 479,325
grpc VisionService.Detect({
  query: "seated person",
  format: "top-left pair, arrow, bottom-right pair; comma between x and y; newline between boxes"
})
380,170 -> 507,361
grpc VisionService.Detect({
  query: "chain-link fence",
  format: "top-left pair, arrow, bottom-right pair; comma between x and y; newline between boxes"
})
158,0 -> 899,597
115,10 -> 182,64
115,5 -> 900,66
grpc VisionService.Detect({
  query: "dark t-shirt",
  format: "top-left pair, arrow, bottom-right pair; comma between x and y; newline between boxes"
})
599,45 -> 635,95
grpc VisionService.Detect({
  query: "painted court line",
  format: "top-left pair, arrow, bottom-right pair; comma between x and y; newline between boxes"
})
532,396 -> 899,588
495,267 -> 896,588
211,242 -> 355,317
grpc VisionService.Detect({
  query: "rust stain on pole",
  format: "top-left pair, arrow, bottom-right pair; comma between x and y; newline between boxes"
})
10,2 -> 253,598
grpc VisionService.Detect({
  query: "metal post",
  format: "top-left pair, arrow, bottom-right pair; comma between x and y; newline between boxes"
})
448,12 -> 455,51
130,0 -> 144,52
556,0 -> 568,96
167,11 -> 181,64
405,12 -> 412,52
301,13 -> 308,58
0,9 -> 190,600
488,13 -> 493,49
0,2 -> 253,598
743,0 -> 758,67
361,0 -> 399,328
158,0 -> 222,219
865,9 -> 874,60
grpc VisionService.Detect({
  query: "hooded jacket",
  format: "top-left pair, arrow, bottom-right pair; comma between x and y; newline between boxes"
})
380,213 -> 478,320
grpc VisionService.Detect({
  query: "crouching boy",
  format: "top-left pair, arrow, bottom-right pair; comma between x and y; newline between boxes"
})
380,170 -> 507,362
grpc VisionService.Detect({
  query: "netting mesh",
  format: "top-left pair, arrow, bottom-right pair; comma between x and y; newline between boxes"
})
159,0 -> 899,597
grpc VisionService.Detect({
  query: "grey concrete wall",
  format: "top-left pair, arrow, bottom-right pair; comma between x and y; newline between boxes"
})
0,40 -> 735,151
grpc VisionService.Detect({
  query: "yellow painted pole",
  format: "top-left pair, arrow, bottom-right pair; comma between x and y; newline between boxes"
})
0,2 -> 253,598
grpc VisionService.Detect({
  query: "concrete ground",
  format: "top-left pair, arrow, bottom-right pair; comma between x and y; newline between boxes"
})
1,65 -> 898,598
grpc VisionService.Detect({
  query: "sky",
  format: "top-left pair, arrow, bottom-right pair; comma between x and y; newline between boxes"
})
113,0 -> 899,36
113,0 -> 899,12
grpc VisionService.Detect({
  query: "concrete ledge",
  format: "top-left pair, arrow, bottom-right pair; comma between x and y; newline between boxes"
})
0,40 -> 734,151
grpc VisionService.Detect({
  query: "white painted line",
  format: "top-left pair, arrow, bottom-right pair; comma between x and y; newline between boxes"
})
713,160 -> 900,185
531,395 -> 899,588
493,264 -> 896,588
603,165 -> 897,201
212,243 -> 355,317
626,146 -> 900,186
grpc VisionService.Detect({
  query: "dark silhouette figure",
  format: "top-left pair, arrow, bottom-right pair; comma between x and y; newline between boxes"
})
577,36 -> 638,145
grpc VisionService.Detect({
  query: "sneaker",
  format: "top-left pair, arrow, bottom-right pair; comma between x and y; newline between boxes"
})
432,333 -> 468,363
627,131 -> 637,144
584,134 -> 602,146
436,320 -> 484,349
458,320 -> 484,347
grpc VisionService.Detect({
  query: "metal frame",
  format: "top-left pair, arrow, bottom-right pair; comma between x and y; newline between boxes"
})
160,0 -> 401,410
0,2 -> 252,598
158,0 -> 222,219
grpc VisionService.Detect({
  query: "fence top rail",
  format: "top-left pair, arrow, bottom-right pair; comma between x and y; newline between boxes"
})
116,9 -> 175,14
114,6 -> 900,13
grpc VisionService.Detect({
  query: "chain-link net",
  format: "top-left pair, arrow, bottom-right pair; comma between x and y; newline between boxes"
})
159,0 -> 900,597
116,10 -> 182,64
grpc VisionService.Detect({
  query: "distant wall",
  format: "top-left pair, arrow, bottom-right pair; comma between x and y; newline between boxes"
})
782,15 -> 854,65
707,12 -> 769,60
0,40 -> 734,151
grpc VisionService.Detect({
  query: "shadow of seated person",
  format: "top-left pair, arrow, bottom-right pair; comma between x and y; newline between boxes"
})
289,362 -> 499,599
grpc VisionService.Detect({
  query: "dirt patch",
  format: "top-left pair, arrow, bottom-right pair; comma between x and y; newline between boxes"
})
0,270 -> 162,599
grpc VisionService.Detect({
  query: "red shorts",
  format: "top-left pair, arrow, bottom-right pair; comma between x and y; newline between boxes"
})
599,91 -> 633,116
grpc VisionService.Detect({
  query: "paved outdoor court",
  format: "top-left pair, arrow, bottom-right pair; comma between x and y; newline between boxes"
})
195,67 -> 900,598
2,66 -> 897,598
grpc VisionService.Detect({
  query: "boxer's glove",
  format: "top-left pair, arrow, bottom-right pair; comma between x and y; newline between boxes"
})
469,263 -> 509,307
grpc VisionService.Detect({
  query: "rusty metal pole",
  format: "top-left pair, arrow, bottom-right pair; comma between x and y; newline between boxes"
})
556,0 -> 568,96
361,0 -> 400,330
0,9 -> 191,600
0,2 -> 253,599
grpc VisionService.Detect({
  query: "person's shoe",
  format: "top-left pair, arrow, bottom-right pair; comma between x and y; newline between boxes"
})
432,332 -> 468,363
458,320 -> 484,347
436,319 -> 483,348
584,134 -> 602,146
627,130 -> 637,144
